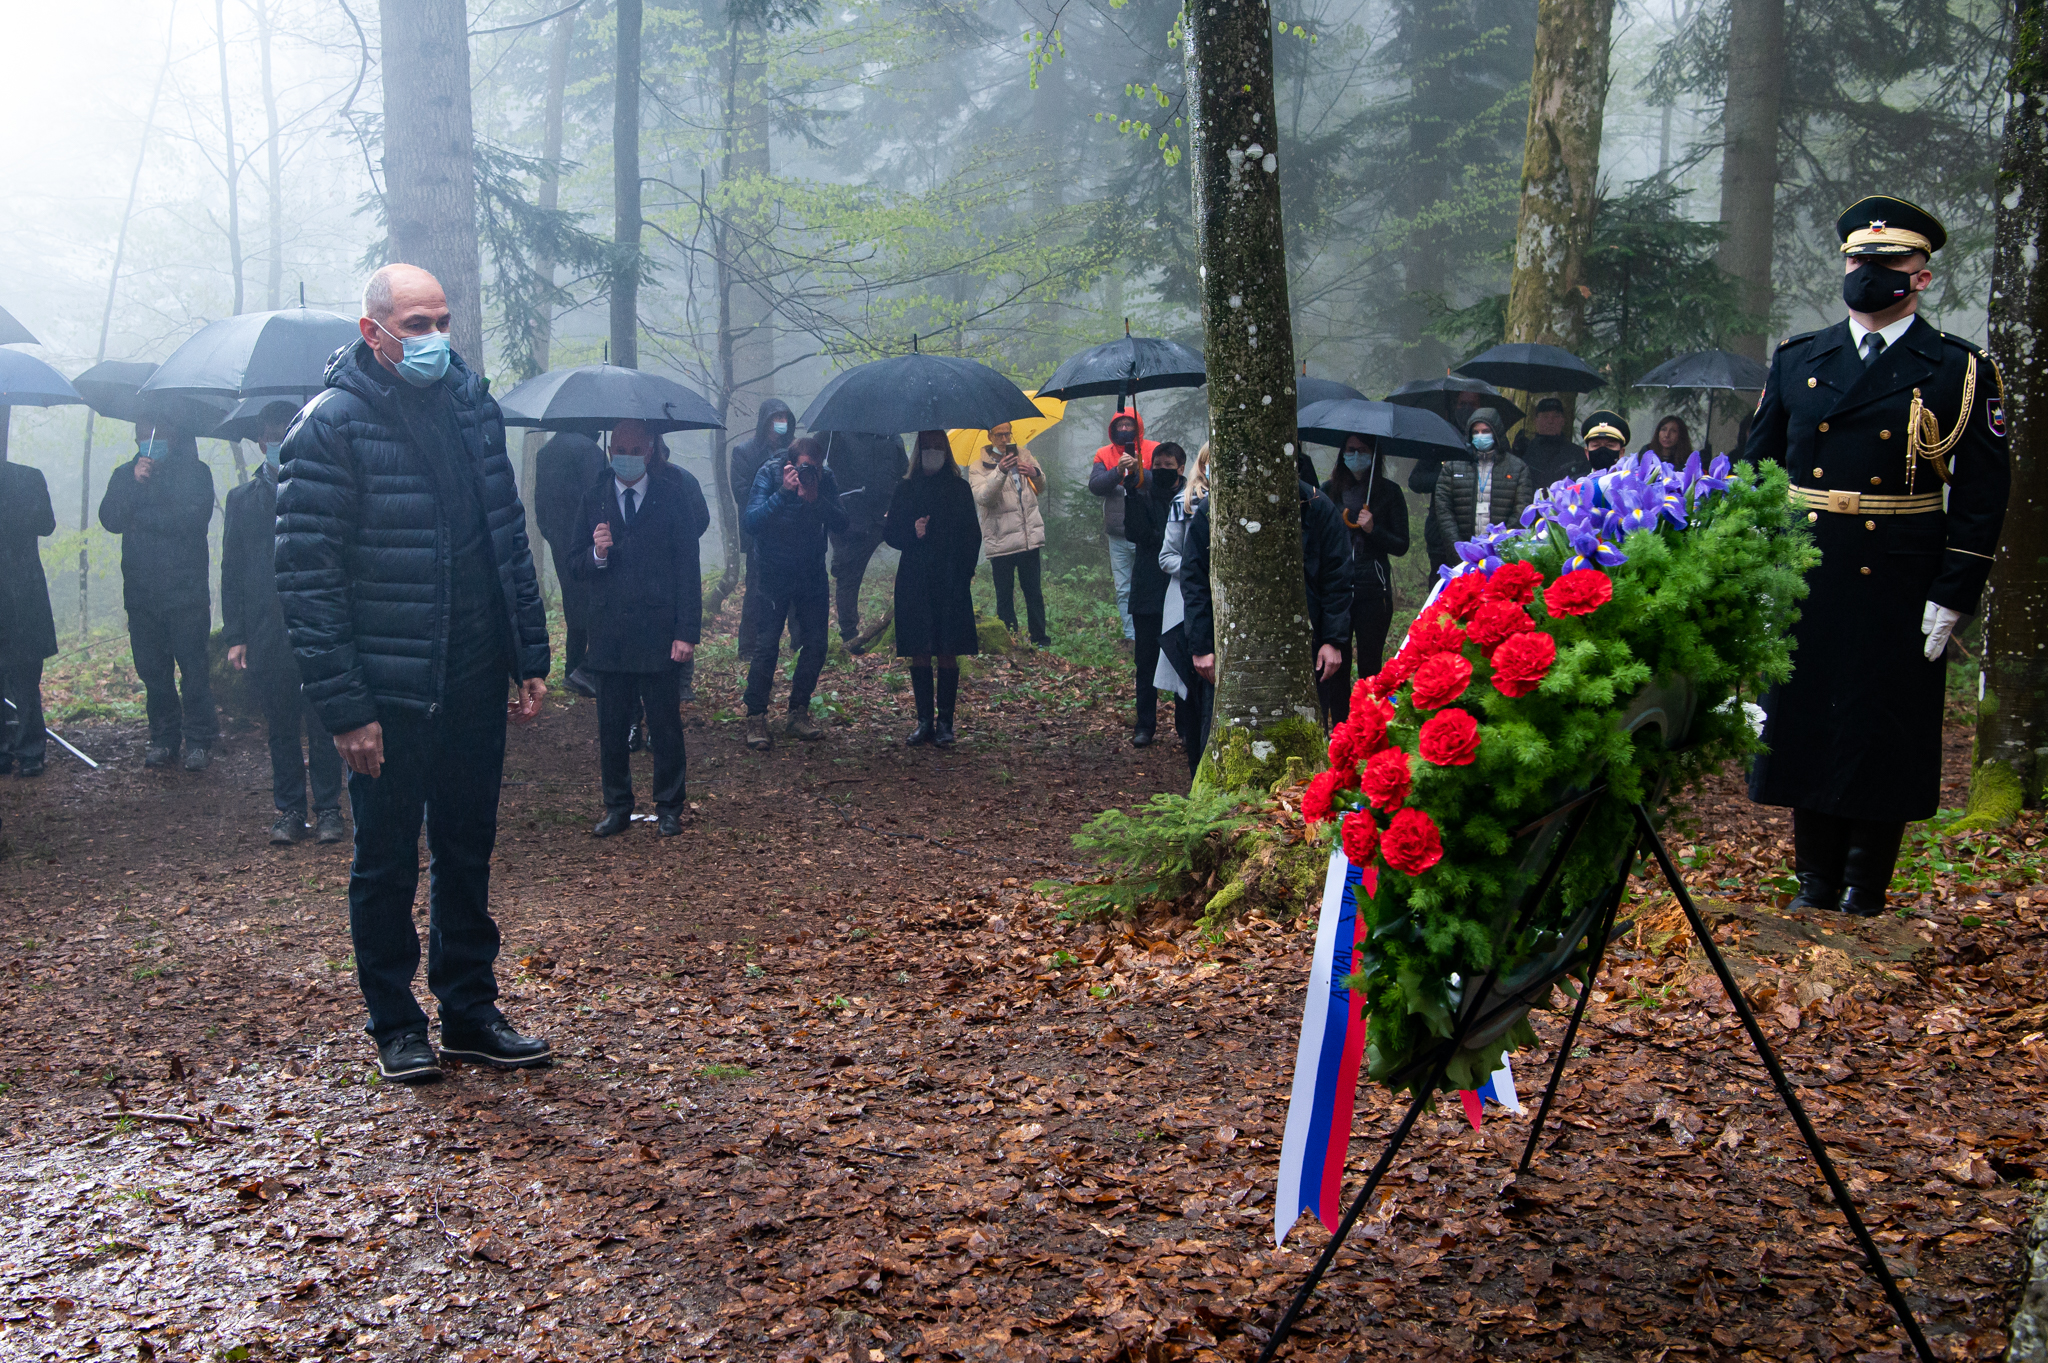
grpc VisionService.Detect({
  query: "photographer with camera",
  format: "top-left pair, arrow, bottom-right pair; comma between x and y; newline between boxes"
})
740,436 -> 846,751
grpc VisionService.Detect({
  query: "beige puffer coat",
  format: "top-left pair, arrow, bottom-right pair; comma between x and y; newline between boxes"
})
968,446 -> 1047,558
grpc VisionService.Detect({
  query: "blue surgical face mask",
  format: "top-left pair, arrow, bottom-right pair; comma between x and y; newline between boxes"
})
611,453 -> 647,484
1342,451 -> 1371,474
263,442 -> 281,469
1471,431 -> 1496,453
372,319 -> 453,387
137,437 -> 167,461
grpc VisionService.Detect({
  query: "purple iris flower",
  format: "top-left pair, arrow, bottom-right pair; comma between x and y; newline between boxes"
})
1565,525 -> 1628,572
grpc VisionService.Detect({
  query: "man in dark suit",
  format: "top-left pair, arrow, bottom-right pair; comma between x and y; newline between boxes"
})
1746,195 -> 2010,916
0,438 -> 58,777
570,420 -> 702,837
533,431 -> 608,691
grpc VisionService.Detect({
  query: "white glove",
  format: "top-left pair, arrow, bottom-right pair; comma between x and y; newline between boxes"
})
1921,601 -> 1961,661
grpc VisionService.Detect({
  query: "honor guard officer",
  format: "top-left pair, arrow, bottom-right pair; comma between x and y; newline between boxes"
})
1745,195 -> 2010,916
1578,410 -> 1630,470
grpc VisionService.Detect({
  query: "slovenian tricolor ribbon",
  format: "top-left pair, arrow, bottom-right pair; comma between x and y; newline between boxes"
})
1274,848 -> 1376,1247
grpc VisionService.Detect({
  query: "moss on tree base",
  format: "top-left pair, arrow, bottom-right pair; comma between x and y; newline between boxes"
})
1955,759 -> 2027,832
1195,716 -> 1328,795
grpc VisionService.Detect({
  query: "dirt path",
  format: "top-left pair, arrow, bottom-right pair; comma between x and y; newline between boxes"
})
0,649 -> 2038,1362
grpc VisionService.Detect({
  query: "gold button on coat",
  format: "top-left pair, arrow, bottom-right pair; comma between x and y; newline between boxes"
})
1871,476 -> 1882,486
1865,520 -> 1876,530
1812,467 -> 1824,477
1860,566 -> 1872,575
1879,430 -> 1892,440
1807,377 -> 1818,387
1818,421 -> 1830,432
1808,512 -> 1819,522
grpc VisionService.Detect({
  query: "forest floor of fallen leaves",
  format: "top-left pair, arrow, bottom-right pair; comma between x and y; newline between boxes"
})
0,620 -> 2040,1363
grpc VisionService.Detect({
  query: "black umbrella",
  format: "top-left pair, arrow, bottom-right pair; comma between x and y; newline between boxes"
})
138,307 -> 361,401
800,354 -> 1042,436
1384,375 -> 1524,428
1635,348 -> 1769,392
214,394 -> 315,443
1454,342 -> 1603,395
73,359 -> 233,434
0,304 -> 37,347
0,350 -> 84,407
497,364 -> 724,435
1296,376 -> 1366,411
1296,398 -> 1466,452
1036,334 -> 1205,404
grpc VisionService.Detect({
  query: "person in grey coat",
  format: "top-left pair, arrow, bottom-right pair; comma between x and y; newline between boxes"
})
1427,407 -> 1534,571
0,440 -> 57,777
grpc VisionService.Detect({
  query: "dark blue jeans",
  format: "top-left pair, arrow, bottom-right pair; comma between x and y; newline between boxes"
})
743,571 -> 830,716
345,689 -> 508,1046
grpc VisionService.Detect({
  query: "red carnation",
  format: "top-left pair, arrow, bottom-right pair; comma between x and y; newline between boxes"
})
1369,649 -> 1420,699
1417,708 -> 1482,766
1407,614 -> 1468,656
1341,810 -> 1380,866
1361,747 -> 1413,811
1408,651 -> 1474,710
1433,572 -> 1488,621
1543,569 -> 1614,617
1350,696 -> 1394,752
1490,629 -> 1558,698
1381,807 -> 1444,876
1327,720 -> 1368,773
1348,677 -> 1380,718
1485,560 -> 1542,605
1301,767 -> 1353,824
1465,598 -> 1535,652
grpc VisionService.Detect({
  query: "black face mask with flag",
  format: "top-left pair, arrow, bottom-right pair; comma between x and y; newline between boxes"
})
1842,260 -> 1917,314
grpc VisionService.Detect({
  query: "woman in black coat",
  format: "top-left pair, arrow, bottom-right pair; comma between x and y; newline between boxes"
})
884,430 -> 983,748
1320,433 -> 1411,721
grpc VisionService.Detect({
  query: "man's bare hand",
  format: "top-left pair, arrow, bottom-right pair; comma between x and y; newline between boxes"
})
134,459 -> 154,482
1193,653 -> 1216,683
227,644 -> 247,670
782,463 -> 802,494
1117,451 -> 1138,475
999,449 -> 1020,474
593,521 -> 613,560
511,678 -> 546,725
1316,643 -> 1344,681
671,640 -> 694,663
334,721 -> 384,779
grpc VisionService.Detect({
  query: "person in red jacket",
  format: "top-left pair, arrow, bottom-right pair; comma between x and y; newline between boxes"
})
1086,409 -> 1158,646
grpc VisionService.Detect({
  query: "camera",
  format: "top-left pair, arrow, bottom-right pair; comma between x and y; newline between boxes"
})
794,460 -> 820,485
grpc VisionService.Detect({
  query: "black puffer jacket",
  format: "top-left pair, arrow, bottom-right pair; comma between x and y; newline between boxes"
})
97,435 -> 216,615
1181,481 -> 1353,657
275,340 -> 549,735
821,430 -> 908,538
1427,453 -> 1535,570
220,465 -> 296,676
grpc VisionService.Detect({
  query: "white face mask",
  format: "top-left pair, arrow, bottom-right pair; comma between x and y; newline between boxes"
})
920,449 -> 949,473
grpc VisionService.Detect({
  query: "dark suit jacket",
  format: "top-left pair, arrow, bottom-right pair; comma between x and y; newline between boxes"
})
534,433 -> 608,626
568,471 -> 704,673
221,466 -> 296,676
0,460 -> 57,662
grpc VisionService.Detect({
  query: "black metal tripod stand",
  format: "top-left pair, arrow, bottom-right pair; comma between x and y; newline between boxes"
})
1257,801 -> 1933,1363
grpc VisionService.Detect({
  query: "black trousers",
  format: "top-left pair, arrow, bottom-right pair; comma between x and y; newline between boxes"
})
1315,579 -> 1396,727
744,573 -> 830,715
255,668 -> 342,817
129,605 -> 217,750
548,544 -> 591,676
1,656 -> 46,766
1132,611 -> 1163,732
990,549 -> 1048,643
345,685 -> 508,1047
1176,677 -> 1213,779
831,525 -> 886,639
597,668 -> 686,815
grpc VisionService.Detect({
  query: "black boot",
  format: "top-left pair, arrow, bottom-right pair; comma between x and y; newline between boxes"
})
906,666 -> 935,746
934,667 -> 959,748
1787,808 -> 1850,913
1840,821 -> 1906,917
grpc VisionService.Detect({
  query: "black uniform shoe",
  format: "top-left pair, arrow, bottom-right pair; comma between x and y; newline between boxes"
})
1787,874 -> 1841,913
144,743 -> 177,769
657,813 -> 684,836
934,719 -> 957,748
627,722 -> 646,753
440,1019 -> 552,1070
315,810 -> 347,845
269,814 -> 309,846
16,760 -> 44,779
376,1032 -> 443,1084
1839,886 -> 1888,917
1132,728 -> 1155,748
182,747 -> 211,772
593,809 -> 631,837
905,720 -> 935,746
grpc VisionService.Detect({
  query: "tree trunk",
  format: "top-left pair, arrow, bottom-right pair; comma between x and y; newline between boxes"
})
215,0 -> 245,315
611,0 -> 642,369
1714,0 -> 1783,366
256,0 -> 283,310
379,0 -> 485,369
1964,0 -> 2048,826
728,41 -> 775,431
1394,0 -> 1455,382
1183,0 -> 1322,790
524,5 -> 576,602
1502,0 -> 1614,418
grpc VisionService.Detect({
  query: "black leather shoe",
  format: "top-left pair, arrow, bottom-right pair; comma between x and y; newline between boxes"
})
1132,728 -> 1155,748
627,722 -> 646,753
315,810 -> 347,845
376,1032 -> 443,1084
17,760 -> 44,779
1787,874 -> 1841,913
657,813 -> 684,836
440,1019 -> 552,1070
564,669 -> 598,699
182,747 -> 211,772
593,809 -> 631,837
1839,886 -> 1888,917
144,743 -> 177,769
269,814 -> 309,846
905,720 -> 935,747
934,719 -> 957,748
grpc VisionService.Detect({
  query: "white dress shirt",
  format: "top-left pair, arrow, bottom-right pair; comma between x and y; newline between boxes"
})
1849,311 -> 1917,361
593,474 -> 649,567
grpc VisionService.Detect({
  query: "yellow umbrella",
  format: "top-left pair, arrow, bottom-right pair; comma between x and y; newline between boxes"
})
948,390 -> 1066,465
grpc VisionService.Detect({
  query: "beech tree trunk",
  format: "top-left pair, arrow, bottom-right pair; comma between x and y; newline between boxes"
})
1966,2 -> 2048,824
611,0 -> 642,369
1502,0 -> 1614,418
256,0 -> 283,310
215,0 -> 245,315
524,5 -> 577,596
1714,0 -> 1784,366
379,0 -> 485,368
1183,0 -> 1322,789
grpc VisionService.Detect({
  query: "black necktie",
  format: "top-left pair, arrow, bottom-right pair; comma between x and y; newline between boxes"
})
622,486 -> 638,527
1862,333 -> 1886,368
